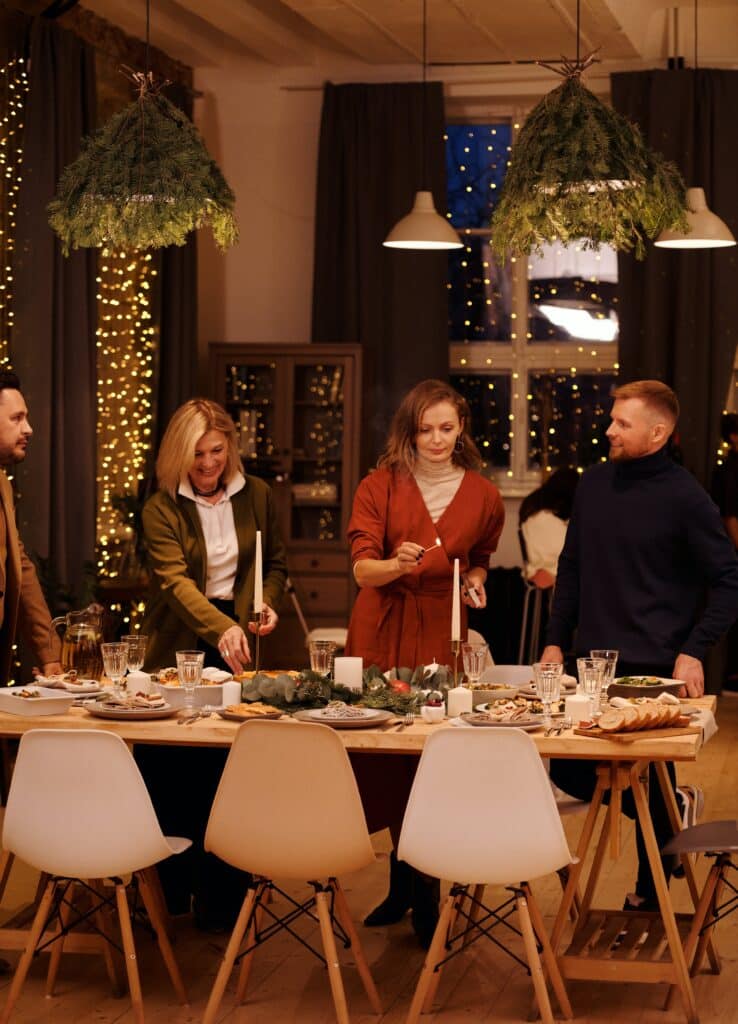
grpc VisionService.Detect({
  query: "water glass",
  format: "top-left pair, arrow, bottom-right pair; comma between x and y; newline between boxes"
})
590,649 -> 618,691
461,641 -> 489,685
533,661 -> 564,725
176,650 -> 205,712
122,634 -> 148,673
309,639 -> 336,676
577,657 -> 606,716
101,642 -> 129,697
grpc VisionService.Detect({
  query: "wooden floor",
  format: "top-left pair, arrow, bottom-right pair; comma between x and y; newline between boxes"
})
0,700 -> 736,1023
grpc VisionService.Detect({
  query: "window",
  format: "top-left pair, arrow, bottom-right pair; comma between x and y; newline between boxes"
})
446,120 -> 619,494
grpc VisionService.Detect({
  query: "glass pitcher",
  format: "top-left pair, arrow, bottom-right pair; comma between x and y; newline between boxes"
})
49,606 -> 104,681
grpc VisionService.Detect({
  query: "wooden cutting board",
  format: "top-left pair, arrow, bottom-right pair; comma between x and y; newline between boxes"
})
574,718 -> 700,742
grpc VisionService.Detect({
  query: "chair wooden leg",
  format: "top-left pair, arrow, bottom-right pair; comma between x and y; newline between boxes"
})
0,850 -> 15,908
45,880 -> 76,997
235,894 -> 265,1005
315,890 -> 350,1024
0,877 -> 56,1024
517,892 -> 555,1024
422,887 -> 463,1015
89,879 -> 126,998
405,893 -> 456,1024
524,882 -> 572,1020
461,883 -> 485,948
143,864 -> 175,943
138,868 -> 188,1005
203,885 -> 259,1024
115,882 -> 144,1024
332,880 -> 382,1015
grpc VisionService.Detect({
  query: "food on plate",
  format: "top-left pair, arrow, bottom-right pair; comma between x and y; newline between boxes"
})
315,700 -> 370,720
616,676 -> 662,687
12,688 -> 41,699
102,692 -> 167,710
482,695 -> 562,715
223,702 -> 279,718
158,667 -> 180,685
468,682 -> 525,691
464,705 -> 531,724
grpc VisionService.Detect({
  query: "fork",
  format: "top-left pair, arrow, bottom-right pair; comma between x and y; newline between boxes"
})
395,712 -> 415,730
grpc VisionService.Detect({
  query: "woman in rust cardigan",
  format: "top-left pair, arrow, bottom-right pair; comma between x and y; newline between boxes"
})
345,379 -> 504,946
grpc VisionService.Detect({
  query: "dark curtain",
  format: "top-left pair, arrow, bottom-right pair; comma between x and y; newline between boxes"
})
153,81 -> 197,448
11,18 -> 97,600
312,82 -> 449,472
612,70 -> 738,486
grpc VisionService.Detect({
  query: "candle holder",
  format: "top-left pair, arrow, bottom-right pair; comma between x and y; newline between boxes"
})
249,608 -> 268,672
451,639 -> 461,686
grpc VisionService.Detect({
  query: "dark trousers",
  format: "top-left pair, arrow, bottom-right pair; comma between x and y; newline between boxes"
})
554,657 -> 680,902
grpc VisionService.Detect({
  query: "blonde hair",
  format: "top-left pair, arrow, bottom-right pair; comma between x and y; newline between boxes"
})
377,379 -> 481,473
613,379 -> 679,426
156,398 -> 241,498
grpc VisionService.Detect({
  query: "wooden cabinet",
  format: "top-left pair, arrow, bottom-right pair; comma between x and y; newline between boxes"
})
209,344 -> 361,668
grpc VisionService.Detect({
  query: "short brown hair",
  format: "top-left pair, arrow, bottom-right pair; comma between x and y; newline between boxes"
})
613,380 -> 679,425
377,379 -> 481,473
156,398 -> 241,498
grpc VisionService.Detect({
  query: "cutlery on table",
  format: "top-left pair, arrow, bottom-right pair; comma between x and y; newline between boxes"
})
185,710 -> 213,725
394,712 -> 415,731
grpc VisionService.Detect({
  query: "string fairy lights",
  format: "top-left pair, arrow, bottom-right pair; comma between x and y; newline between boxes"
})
0,56 -> 29,367
95,247 -> 157,577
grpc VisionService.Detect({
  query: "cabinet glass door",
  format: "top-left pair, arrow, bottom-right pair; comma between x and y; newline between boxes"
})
290,363 -> 344,541
225,362 -> 281,477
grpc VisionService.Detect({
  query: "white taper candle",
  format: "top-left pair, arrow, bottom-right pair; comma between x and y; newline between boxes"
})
451,558 -> 461,642
254,530 -> 264,612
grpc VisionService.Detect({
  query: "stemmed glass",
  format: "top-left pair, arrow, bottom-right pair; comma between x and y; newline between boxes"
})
533,661 -> 564,727
122,634 -> 148,674
101,642 -> 129,698
461,641 -> 489,688
176,650 -> 204,714
590,649 -> 618,695
578,657 -> 607,717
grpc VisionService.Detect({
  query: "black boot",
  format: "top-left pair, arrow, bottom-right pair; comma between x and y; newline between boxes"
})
364,852 -> 412,926
410,871 -> 440,949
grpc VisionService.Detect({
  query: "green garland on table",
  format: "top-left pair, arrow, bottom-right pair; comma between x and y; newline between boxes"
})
490,69 -> 687,260
48,72 -> 238,254
239,664 -> 454,714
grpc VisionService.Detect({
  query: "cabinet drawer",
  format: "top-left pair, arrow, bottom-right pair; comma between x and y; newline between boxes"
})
289,552 -> 350,575
290,576 -> 349,615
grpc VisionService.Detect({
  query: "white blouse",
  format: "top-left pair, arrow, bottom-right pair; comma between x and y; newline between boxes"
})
178,472 -> 246,599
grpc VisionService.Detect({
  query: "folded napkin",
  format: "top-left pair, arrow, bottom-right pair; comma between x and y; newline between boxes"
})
35,675 -> 100,693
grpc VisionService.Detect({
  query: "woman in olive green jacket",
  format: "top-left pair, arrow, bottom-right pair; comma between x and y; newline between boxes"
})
136,398 -> 287,931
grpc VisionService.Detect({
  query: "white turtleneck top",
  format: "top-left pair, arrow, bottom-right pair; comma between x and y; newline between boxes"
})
412,455 -> 465,524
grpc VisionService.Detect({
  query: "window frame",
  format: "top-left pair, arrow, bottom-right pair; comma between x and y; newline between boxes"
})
447,106 -> 620,497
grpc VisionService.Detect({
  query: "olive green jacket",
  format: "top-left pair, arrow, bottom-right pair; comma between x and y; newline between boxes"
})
141,477 -> 288,670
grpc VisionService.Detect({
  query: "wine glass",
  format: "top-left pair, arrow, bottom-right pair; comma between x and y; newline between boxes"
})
461,641 -> 489,688
533,661 -> 564,727
101,642 -> 129,698
578,657 -> 607,717
590,649 -> 618,694
176,650 -> 204,714
122,634 -> 148,673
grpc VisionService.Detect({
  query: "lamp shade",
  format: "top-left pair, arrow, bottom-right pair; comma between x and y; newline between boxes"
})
655,187 -> 736,249
383,190 -> 462,250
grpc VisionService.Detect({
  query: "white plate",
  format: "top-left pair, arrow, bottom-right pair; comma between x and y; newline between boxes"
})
0,687 -> 75,716
84,703 -> 178,721
293,708 -> 394,729
460,712 -> 544,731
517,678 -> 577,699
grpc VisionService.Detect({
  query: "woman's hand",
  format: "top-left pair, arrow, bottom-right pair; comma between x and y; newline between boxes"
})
395,541 -> 424,574
248,604 -> 278,636
462,568 -> 487,609
218,625 -> 251,673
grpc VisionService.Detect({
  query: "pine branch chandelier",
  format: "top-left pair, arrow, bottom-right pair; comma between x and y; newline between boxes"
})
48,2 -> 238,254
491,2 -> 687,260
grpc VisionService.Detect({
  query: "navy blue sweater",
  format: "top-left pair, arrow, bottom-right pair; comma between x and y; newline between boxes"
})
546,448 -> 738,667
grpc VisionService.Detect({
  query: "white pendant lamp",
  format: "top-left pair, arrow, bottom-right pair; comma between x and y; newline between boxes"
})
383,0 -> 462,251
655,186 -> 735,249
654,0 -> 735,250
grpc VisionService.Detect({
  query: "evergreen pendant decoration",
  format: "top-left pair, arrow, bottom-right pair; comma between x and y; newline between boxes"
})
491,55 -> 687,260
48,71 -> 238,254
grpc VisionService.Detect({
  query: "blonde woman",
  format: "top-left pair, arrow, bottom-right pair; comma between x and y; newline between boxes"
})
136,398 -> 287,931
142,398 -> 287,673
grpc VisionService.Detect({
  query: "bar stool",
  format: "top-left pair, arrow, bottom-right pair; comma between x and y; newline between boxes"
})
517,529 -> 552,664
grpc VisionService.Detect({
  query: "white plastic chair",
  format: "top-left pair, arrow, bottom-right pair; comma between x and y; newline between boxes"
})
202,719 -> 382,1024
0,730 -> 191,1024
398,728 -> 575,1024
466,628 -> 494,667
478,663 -> 532,686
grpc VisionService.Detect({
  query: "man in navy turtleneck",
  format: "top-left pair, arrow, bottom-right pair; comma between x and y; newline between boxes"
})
542,379 -> 738,909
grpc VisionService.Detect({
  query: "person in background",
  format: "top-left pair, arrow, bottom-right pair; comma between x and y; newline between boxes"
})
0,371 -> 61,684
346,379 -> 504,947
519,466 -> 580,589
710,412 -> 738,693
542,380 -> 738,911
137,398 -> 288,931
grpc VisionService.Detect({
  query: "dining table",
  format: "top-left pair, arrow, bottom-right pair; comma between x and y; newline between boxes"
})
0,695 -> 718,1023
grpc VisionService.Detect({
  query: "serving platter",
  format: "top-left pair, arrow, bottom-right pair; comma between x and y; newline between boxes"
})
293,708 -> 394,729
0,687 -> 76,716
460,712 -> 544,731
217,708 -> 283,722
84,703 -> 178,721
608,677 -> 684,699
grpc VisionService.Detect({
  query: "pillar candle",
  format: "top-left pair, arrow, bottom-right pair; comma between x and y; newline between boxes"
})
254,530 -> 263,612
334,656 -> 363,692
447,684 -> 472,718
451,558 -> 461,642
565,693 -> 592,724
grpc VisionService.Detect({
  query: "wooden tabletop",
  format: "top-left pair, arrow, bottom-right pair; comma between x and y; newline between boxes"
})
0,697 -> 716,762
